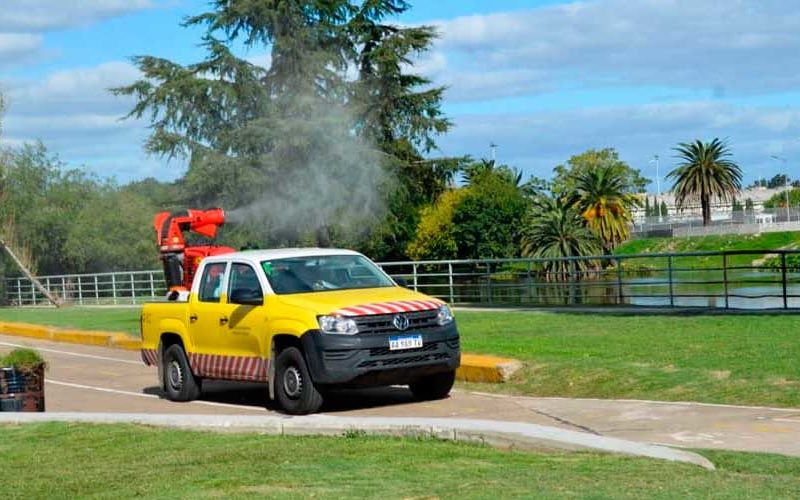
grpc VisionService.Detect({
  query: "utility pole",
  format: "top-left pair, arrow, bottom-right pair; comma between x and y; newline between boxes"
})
490,142 -> 498,163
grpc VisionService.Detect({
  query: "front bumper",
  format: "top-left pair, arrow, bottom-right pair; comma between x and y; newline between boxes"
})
300,322 -> 460,386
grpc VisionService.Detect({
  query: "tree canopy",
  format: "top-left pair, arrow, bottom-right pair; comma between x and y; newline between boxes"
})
668,138 -> 742,226
114,0 -> 452,253
552,148 -> 649,196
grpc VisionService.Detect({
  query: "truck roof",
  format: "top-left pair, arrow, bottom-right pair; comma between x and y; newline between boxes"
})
203,247 -> 362,264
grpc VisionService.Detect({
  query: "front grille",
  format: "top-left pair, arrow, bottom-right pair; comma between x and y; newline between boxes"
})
369,342 -> 438,357
356,352 -> 451,369
354,309 -> 439,335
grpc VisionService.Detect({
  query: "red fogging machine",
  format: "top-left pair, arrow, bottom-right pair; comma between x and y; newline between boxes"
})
153,208 -> 235,291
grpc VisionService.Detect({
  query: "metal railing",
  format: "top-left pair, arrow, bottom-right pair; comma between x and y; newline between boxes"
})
4,270 -> 167,306
632,207 -> 800,238
4,250 -> 800,310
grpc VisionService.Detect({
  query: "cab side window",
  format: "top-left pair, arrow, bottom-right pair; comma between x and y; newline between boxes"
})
198,263 -> 227,303
228,263 -> 263,304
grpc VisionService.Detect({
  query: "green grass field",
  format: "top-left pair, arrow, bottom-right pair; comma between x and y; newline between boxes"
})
2,423 -> 800,499
456,311 -> 800,407
0,306 -> 140,334
1,307 -> 799,407
614,231 -> 800,269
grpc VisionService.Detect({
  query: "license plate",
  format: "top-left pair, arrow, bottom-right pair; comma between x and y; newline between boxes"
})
389,335 -> 422,351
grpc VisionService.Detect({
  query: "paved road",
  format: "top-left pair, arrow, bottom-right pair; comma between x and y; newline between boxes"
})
3,333 -> 800,457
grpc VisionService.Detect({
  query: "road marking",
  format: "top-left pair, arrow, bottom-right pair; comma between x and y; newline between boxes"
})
0,341 -> 140,365
46,379 -> 267,412
772,418 -> 800,424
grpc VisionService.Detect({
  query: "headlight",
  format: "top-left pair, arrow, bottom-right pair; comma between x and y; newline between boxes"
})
436,305 -> 454,326
318,315 -> 359,335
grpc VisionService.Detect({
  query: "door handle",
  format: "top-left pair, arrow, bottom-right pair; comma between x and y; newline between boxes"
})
219,316 -> 229,326
189,314 -> 198,323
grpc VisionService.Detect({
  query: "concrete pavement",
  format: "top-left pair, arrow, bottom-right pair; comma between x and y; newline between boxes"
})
3,333 -> 800,465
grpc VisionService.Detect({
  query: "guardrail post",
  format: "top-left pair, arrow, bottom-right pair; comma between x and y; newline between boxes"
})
31,281 -> 36,305
16,278 -> 22,305
722,253 -> 729,309
61,277 -> 67,303
130,273 -> 136,304
111,274 -> 117,305
149,272 -> 156,298
486,262 -> 492,304
94,275 -> 99,303
668,255 -> 675,307
412,263 -> 418,291
615,257 -> 624,304
77,277 -> 83,305
527,260 -> 533,303
448,262 -> 455,304
782,253 -> 788,309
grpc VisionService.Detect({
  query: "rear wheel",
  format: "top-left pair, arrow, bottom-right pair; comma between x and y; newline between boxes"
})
274,347 -> 323,414
162,344 -> 201,402
409,370 -> 456,400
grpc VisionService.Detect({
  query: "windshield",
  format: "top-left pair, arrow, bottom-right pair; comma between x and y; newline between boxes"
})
261,254 -> 395,295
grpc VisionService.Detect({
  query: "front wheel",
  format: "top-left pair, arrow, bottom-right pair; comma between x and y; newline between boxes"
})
162,344 -> 201,402
409,370 -> 456,401
274,347 -> 323,414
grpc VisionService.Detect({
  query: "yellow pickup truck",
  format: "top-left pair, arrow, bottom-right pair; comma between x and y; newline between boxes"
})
140,248 -> 460,414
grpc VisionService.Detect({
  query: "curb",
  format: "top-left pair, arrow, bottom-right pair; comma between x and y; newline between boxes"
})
0,321 -> 522,382
0,322 -> 141,351
457,354 -> 522,383
0,412 -> 715,469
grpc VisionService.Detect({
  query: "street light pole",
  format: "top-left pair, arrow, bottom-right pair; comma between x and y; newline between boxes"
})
649,155 -> 660,216
769,155 -> 790,221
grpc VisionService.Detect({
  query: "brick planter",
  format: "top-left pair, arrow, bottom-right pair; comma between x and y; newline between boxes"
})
0,365 -> 45,412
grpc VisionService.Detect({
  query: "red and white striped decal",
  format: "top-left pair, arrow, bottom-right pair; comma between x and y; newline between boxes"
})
188,353 -> 268,382
141,349 -> 268,382
141,348 -> 158,366
333,299 -> 443,317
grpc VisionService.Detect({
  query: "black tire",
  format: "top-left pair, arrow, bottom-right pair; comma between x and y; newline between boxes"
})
409,370 -> 456,401
162,344 -> 201,402
274,347 -> 323,415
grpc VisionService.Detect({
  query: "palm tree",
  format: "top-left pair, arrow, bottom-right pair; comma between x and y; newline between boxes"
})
462,159 -> 523,187
668,138 -> 742,226
569,166 -> 640,252
521,197 -> 603,280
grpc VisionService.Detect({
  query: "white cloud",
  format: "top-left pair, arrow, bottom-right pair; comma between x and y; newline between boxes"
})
437,101 -> 800,184
0,33 -> 42,65
422,0 -> 800,100
0,0 -> 155,33
0,60 -> 181,181
4,61 -> 141,116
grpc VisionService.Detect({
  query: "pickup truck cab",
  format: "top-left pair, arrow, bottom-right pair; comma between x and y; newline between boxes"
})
140,248 -> 460,414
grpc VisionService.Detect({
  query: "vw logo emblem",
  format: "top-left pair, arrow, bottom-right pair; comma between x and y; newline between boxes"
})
393,314 -> 410,331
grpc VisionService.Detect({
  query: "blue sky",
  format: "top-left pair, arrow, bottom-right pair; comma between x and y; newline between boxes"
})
1,0 -> 799,191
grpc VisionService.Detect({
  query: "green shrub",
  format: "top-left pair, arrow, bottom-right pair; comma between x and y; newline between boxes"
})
1,348 -> 46,372
761,254 -> 800,272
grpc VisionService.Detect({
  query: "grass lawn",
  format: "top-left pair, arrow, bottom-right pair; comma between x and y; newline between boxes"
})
614,231 -> 800,269
456,311 -> 800,407
0,306 -> 141,334
1,306 -> 799,407
2,423 -> 800,499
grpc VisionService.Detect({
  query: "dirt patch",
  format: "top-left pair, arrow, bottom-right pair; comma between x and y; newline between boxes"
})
709,370 -> 731,380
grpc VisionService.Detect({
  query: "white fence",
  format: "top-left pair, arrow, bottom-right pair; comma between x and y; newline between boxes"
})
5,250 -> 800,310
5,270 -> 167,306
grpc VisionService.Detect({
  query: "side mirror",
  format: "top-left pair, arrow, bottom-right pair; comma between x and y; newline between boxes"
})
229,289 -> 263,306
394,277 -> 410,288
